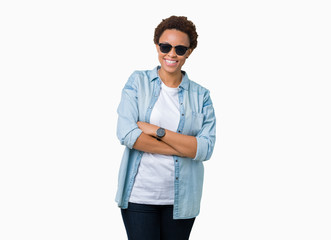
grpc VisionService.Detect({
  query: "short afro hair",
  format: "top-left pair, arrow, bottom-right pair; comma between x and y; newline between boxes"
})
154,16 -> 198,50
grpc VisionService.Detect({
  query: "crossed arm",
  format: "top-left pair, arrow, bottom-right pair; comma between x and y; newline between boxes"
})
118,74 -> 215,161
133,121 -> 197,159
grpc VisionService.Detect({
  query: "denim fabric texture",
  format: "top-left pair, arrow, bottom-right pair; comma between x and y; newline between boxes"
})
121,202 -> 195,240
115,66 -> 216,219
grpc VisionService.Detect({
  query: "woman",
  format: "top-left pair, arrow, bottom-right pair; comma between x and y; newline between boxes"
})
115,15 -> 216,240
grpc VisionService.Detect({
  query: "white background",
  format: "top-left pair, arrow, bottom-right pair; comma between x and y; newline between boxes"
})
1,0 -> 330,239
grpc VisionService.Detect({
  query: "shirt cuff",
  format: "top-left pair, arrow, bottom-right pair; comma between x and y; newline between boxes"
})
193,136 -> 207,161
126,127 -> 143,149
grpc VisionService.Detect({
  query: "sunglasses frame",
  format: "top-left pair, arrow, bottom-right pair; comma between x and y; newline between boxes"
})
158,43 -> 189,56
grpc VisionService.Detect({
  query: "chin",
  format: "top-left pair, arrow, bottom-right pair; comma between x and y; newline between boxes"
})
161,64 -> 181,74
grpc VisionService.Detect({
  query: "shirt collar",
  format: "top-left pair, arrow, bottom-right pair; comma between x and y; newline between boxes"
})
150,66 -> 189,90
150,66 -> 159,81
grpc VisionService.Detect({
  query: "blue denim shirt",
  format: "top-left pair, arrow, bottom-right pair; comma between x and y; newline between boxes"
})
115,66 -> 216,219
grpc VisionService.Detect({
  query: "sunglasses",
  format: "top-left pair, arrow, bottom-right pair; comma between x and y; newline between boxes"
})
158,43 -> 189,56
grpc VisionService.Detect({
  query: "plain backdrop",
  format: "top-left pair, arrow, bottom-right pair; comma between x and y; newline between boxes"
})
1,0 -> 330,239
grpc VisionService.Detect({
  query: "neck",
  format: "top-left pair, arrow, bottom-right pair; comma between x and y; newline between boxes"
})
158,68 -> 182,88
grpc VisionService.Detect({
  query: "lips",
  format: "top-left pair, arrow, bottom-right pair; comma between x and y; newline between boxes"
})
164,59 -> 178,66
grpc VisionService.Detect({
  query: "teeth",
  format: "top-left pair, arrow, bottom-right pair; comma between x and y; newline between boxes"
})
166,60 -> 176,64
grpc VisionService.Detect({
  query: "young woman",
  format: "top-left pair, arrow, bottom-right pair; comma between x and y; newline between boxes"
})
115,15 -> 216,240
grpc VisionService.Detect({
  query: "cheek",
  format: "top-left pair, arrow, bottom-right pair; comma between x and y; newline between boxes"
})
158,55 -> 163,63
157,52 -> 164,60
179,58 -> 187,66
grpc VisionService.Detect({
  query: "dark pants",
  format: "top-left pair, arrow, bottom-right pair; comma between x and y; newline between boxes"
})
121,202 -> 195,240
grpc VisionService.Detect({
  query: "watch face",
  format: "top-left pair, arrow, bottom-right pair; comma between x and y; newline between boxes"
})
157,128 -> 165,138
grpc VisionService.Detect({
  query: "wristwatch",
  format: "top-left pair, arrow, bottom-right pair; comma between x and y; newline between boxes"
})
156,127 -> 166,141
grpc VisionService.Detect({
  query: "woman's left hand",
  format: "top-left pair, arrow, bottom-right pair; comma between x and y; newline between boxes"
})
137,121 -> 159,137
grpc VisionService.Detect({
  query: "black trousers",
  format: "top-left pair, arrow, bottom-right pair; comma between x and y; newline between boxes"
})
121,202 -> 195,240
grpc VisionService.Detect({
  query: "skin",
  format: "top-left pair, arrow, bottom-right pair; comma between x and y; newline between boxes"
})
132,29 -> 197,159
156,29 -> 192,88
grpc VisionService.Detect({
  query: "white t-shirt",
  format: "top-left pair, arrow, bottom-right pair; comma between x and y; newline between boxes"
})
129,82 -> 180,205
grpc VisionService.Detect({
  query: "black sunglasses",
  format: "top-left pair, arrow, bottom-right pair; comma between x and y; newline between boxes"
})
158,43 -> 189,56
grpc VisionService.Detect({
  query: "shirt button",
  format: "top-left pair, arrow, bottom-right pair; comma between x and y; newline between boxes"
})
178,130 -> 181,133
176,177 -> 178,180
181,114 -> 184,116
176,160 -> 178,162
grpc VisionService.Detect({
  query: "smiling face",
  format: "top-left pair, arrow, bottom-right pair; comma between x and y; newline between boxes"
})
156,29 -> 192,76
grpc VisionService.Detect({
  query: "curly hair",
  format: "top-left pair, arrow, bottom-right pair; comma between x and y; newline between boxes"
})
153,16 -> 198,50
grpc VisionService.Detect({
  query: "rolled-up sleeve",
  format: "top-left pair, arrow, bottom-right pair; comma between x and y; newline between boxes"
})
116,72 -> 142,149
193,91 -> 216,161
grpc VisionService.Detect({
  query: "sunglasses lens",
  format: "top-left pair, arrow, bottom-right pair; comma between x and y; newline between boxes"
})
175,46 -> 188,56
159,44 -> 172,53
159,43 -> 188,56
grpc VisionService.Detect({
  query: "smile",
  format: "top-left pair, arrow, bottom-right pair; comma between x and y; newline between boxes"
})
164,59 -> 178,66
165,59 -> 177,64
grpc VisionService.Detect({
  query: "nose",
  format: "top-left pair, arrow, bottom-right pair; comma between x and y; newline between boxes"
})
167,47 -> 177,57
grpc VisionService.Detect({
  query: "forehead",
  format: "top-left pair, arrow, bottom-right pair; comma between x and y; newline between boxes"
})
159,29 -> 190,46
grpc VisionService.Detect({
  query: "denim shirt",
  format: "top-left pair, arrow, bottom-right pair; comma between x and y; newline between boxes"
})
115,66 -> 216,219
